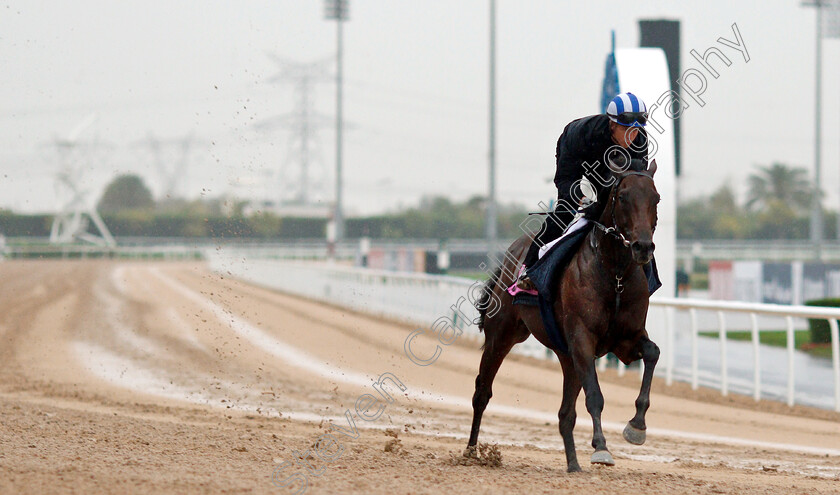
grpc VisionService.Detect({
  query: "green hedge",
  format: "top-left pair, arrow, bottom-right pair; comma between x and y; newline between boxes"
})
2,209 -> 523,240
0,212 -> 53,236
0,212 -> 329,240
805,298 -> 840,344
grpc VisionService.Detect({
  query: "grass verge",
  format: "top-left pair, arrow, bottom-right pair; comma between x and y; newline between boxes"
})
699,329 -> 833,359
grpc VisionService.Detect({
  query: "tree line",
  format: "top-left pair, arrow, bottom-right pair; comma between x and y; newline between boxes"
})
0,165 -> 830,240
678,162 -> 835,240
1,174 -> 531,240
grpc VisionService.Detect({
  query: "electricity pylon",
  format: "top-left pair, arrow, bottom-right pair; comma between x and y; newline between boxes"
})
139,131 -> 199,199
257,55 -> 333,206
49,114 -> 116,247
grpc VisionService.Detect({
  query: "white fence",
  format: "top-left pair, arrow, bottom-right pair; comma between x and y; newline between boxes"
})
207,251 -> 840,412
206,253 -> 548,357
647,299 -> 840,410
209,254 -> 489,333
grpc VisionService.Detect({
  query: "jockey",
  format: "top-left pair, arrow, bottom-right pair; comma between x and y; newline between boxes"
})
517,92 -> 650,291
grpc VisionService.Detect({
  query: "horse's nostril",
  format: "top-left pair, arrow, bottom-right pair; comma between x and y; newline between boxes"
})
632,241 -> 654,256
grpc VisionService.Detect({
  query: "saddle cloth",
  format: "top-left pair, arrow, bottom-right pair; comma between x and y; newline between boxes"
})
507,217 -> 662,355
506,217 -> 591,299
538,217 -> 591,259
525,222 -> 594,354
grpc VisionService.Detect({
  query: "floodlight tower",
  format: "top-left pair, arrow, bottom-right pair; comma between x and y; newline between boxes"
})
49,114 -> 116,247
802,0 -> 840,255
486,0 -> 498,250
325,0 -> 348,242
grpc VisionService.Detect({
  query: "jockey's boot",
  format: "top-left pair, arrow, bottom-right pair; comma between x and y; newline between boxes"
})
516,269 -> 536,291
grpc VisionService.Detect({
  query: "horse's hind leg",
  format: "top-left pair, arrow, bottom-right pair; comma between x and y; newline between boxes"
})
557,354 -> 582,472
623,337 -> 660,446
465,325 -> 520,457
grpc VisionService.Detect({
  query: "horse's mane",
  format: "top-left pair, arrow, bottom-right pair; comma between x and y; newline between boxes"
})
626,158 -> 649,173
606,152 -> 650,179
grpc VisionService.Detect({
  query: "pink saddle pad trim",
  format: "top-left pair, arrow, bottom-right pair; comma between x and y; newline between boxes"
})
506,264 -> 538,296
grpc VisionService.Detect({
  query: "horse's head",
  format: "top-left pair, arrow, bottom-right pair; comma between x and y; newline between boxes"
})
606,158 -> 659,265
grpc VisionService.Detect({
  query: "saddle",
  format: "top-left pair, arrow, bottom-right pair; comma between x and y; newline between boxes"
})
501,222 -> 591,354
509,220 -> 661,355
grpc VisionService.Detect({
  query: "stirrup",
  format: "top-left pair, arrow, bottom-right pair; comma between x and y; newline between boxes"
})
516,272 -> 536,291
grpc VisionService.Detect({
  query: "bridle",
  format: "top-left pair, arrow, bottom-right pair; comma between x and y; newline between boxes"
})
590,170 -> 656,305
592,170 -> 655,250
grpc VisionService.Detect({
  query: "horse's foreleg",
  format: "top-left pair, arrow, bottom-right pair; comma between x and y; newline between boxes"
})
465,336 -> 516,457
557,354 -> 582,472
623,337 -> 660,445
570,340 -> 613,466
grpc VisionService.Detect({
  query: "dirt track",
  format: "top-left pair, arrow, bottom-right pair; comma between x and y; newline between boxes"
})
1,260 -> 839,494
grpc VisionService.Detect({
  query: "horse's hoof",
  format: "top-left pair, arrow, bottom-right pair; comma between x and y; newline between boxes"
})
623,423 -> 646,445
567,463 -> 582,473
590,450 -> 615,466
463,445 -> 478,459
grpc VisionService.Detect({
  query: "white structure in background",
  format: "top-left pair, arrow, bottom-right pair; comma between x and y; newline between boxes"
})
710,260 -> 840,304
610,47 -> 677,343
49,114 -> 116,247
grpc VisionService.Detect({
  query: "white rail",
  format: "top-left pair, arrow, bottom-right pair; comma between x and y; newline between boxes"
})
207,251 -> 840,412
651,297 -> 840,411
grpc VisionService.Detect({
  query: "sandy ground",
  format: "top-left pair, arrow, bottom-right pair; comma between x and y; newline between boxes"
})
1,259 -> 839,494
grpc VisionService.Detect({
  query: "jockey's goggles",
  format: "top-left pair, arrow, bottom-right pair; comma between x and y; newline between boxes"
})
612,111 -> 648,127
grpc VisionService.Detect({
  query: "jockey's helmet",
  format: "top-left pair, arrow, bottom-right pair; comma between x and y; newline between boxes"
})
606,92 -> 648,128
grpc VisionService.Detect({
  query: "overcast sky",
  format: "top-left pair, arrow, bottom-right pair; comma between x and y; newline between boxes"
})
1,0 -> 839,216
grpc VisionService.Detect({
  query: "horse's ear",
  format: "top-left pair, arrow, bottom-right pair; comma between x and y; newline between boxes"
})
646,159 -> 658,178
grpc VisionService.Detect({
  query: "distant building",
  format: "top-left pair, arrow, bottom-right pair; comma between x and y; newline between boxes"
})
242,200 -> 333,219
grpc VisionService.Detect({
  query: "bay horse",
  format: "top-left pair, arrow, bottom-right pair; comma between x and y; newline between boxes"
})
467,159 -> 660,472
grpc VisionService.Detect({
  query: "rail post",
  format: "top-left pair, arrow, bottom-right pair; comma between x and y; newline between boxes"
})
597,355 -> 607,372
750,312 -> 760,402
690,308 -> 699,390
786,315 -> 795,407
718,311 -> 727,396
665,306 -> 675,386
830,318 -> 840,412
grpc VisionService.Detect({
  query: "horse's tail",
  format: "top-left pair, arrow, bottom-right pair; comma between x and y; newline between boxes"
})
476,264 -> 503,332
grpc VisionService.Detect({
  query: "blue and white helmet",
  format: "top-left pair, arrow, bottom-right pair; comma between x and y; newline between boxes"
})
606,92 -> 648,128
